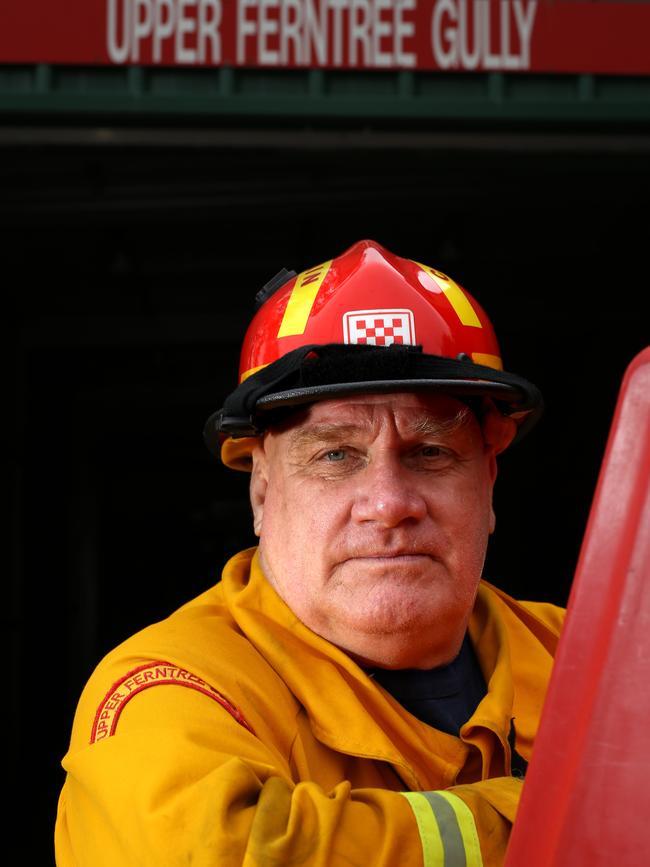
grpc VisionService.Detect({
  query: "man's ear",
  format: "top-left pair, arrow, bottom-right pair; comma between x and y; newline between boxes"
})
249,444 -> 269,537
481,400 -> 517,455
489,501 -> 497,535
488,450 -> 497,535
481,400 -> 508,536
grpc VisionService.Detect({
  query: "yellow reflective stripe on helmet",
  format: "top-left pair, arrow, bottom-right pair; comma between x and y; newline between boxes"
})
277,259 -> 333,338
400,791 -> 484,867
416,262 -> 482,329
239,363 -> 269,383
239,363 -> 269,384
471,352 -> 503,371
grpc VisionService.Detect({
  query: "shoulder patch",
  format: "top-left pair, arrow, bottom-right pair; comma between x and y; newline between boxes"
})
90,660 -> 255,744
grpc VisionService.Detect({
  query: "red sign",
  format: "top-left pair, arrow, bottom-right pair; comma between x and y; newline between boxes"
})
1,1 -> 649,75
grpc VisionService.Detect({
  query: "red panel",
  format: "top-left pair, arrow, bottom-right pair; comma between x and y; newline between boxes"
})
2,1 -> 650,75
505,346 -> 650,866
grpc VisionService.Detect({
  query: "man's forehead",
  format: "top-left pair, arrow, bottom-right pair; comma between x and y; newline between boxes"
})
281,391 -> 472,437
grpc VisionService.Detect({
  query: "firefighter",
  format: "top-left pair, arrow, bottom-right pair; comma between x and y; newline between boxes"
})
55,240 -> 564,866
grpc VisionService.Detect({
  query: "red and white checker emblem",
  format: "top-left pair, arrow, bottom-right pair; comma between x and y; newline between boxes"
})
342,309 -> 416,347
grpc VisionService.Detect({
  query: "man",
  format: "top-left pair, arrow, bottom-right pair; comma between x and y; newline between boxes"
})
55,240 -> 564,866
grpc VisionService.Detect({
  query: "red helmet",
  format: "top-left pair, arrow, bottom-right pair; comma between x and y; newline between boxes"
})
205,240 -> 542,468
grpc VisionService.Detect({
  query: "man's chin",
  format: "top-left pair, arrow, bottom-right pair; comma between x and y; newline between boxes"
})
331,613 -> 464,669
310,585 -> 469,667
328,593 -> 449,638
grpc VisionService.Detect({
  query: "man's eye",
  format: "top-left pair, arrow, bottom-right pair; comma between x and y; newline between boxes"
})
421,445 -> 442,458
324,449 -> 347,462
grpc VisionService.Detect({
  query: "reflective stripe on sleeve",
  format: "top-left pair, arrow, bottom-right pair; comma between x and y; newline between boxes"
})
400,792 -> 445,866
400,791 -> 483,867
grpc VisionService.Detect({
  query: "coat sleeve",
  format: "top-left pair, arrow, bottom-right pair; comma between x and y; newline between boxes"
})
55,671 -> 519,867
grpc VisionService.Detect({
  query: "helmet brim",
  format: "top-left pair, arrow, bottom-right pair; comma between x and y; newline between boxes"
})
204,343 -> 543,460
257,377 -> 523,410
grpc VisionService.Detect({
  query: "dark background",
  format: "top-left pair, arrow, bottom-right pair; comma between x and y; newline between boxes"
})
7,122 -> 650,862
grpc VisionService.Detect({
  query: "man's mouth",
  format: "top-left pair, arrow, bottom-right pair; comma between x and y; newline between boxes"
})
342,552 -> 434,565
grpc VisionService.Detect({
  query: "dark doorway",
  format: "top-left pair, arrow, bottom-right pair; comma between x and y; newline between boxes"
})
7,131 -> 649,862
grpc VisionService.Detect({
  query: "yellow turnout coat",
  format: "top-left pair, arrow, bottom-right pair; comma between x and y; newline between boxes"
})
56,547 -> 564,866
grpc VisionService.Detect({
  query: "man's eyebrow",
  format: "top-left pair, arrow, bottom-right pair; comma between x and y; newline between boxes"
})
287,406 -> 471,450
407,406 -> 472,437
288,424 -> 362,450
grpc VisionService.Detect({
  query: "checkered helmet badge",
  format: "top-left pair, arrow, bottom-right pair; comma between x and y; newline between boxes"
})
342,309 -> 416,347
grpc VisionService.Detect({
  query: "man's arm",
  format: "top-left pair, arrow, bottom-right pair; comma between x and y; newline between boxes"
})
56,672 -> 520,867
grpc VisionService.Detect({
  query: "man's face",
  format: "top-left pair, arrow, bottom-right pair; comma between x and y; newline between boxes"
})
250,392 -> 498,670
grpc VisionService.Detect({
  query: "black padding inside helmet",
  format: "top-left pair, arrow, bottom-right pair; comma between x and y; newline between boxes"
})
203,343 -> 543,455
300,342 -> 417,385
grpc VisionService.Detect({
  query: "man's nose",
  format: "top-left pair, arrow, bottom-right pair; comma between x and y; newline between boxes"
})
350,455 -> 427,527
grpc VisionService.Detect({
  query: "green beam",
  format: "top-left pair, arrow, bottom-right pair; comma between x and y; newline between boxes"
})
0,65 -> 649,123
